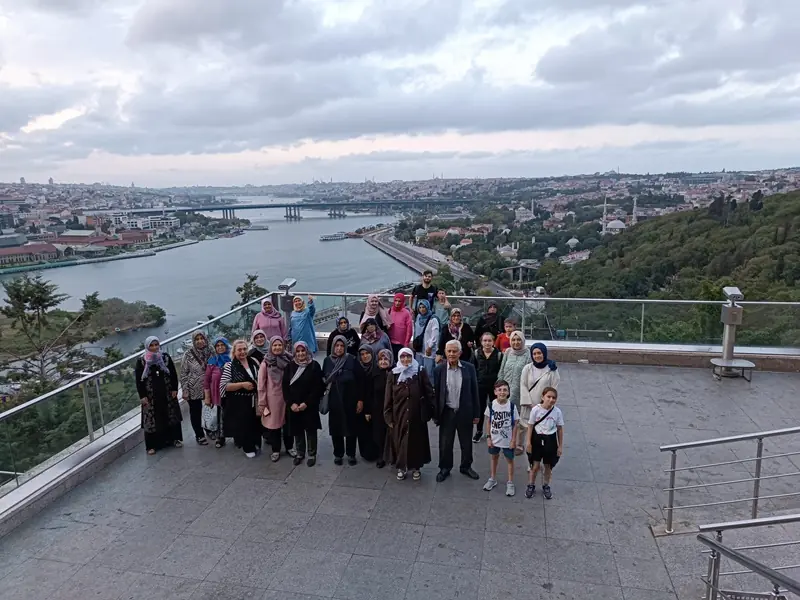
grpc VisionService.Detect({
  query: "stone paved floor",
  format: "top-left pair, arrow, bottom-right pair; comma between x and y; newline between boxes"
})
1,364 -> 800,600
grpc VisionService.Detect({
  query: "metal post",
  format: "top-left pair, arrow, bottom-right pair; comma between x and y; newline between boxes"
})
666,449 -> 677,533
640,303 -> 645,343
752,437 -> 764,518
81,383 -> 95,442
521,299 -> 526,338
342,295 -> 348,322
708,530 -> 723,600
94,377 -> 106,434
2,421 -> 19,487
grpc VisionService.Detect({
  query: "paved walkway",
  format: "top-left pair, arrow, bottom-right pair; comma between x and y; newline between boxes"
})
1,364 -> 799,600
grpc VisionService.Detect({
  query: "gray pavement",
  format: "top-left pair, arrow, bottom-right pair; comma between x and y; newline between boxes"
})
1,364 -> 800,600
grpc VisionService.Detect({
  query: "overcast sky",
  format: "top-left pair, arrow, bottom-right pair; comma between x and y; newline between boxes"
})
0,0 -> 798,186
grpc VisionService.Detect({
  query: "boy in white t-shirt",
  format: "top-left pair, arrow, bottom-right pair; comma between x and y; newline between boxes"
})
525,386 -> 564,500
483,379 -> 520,497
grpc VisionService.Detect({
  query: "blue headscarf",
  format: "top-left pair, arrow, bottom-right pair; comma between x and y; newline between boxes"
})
208,337 -> 232,368
414,299 -> 433,336
531,342 -> 557,370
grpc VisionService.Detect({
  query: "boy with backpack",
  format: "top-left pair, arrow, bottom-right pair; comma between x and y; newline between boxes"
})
525,386 -> 564,499
483,380 -> 520,497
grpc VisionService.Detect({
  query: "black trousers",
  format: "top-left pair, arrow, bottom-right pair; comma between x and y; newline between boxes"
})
332,435 -> 357,459
438,406 -> 474,471
262,422 -> 293,453
295,429 -> 318,458
187,398 -> 205,440
475,386 -> 494,434
391,343 -> 404,362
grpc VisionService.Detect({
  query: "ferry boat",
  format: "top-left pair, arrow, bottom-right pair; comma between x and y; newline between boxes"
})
246,225 -> 270,231
319,232 -> 348,241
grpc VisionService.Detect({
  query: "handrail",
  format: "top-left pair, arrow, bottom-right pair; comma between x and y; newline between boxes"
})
297,291 -> 800,307
697,533 -> 800,596
699,513 -> 800,533
0,292 -> 272,424
660,427 -> 800,451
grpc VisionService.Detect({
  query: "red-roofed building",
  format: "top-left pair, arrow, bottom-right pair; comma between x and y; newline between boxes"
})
0,244 -> 59,265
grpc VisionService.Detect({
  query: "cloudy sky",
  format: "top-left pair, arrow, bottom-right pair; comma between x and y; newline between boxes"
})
0,0 -> 798,186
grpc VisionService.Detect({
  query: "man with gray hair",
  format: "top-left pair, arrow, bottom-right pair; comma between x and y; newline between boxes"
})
433,339 -> 480,482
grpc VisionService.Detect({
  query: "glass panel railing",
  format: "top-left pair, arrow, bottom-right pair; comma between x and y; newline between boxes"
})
94,364 -> 142,432
738,303 -> 800,348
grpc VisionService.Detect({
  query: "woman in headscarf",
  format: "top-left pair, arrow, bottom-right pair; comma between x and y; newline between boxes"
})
219,339 -> 261,458
359,318 -> 392,355
204,337 -> 230,446
475,302 -> 503,341
497,330 -> 532,452
179,330 -> 213,445
355,346 -> 380,462
322,335 -> 366,465
359,294 -> 393,331
388,293 -> 413,361
470,331 -> 503,443
257,336 -> 292,462
412,299 -> 439,382
519,342 -> 560,452
136,336 -> 182,455
436,307 -> 476,362
290,295 -> 317,353
326,315 -> 360,357
368,348 -> 393,469
251,298 -> 287,341
283,341 -> 324,467
384,347 -> 435,481
434,289 -> 452,324
248,329 -> 269,364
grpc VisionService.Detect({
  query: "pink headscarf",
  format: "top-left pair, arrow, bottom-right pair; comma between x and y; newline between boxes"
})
361,294 -> 393,327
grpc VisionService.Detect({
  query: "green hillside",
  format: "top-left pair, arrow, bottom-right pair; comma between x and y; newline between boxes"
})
530,191 -> 800,346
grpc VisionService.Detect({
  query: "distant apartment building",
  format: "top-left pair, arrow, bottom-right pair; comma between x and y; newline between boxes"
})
108,213 -> 180,230
0,243 -> 59,265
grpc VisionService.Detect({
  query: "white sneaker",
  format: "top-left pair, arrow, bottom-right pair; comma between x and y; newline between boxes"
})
506,481 -> 516,497
483,477 -> 498,491
244,452 -> 256,459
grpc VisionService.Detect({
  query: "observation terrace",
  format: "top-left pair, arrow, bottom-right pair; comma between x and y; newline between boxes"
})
0,287 -> 798,600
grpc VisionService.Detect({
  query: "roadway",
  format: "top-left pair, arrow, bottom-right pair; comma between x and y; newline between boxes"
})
367,231 -> 514,297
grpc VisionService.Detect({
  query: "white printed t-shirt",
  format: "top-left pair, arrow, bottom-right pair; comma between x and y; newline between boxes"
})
528,404 -> 564,436
484,400 -> 519,448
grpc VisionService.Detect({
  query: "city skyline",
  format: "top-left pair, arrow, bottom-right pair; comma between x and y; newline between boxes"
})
1,0 -> 799,186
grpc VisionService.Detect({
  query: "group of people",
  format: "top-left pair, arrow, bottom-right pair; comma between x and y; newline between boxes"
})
135,276 -> 565,498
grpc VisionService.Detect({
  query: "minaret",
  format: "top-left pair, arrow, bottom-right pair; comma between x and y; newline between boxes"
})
531,198 -> 535,216
602,196 -> 608,235
632,196 -> 638,226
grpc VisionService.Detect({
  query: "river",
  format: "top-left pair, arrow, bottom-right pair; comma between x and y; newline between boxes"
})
0,197 -> 415,354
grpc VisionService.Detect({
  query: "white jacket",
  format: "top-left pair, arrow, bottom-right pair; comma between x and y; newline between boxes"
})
519,363 -> 560,408
417,317 -> 440,354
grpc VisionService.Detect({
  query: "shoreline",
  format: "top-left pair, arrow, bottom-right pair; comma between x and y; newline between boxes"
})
0,239 -> 200,276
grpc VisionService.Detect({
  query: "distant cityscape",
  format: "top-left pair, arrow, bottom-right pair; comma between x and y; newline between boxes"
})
0,167 -> 797,274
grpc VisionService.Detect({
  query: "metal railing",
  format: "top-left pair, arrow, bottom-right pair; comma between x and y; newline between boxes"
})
301,291 -> 800,347
658,427 -> 800,534
698,514 -> 800,600
0,292 -> 272,497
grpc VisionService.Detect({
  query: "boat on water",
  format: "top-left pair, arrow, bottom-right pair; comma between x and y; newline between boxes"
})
246,225 -> 270,231
114,327 -> 121,333
319,232 -> 348,241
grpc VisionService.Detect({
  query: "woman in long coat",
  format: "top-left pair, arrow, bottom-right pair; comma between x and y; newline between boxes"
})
368,348 -> 393,469
179,330 -> 212,445
204,337 -> 230,447
257,336 -> 292,462
136,336 -> 182,455
355,346 -> 381,462
283,341 -> 325,467
384,347 -> 435,481
219,339 -> 261,458
437,307 -> 476,362
322,335 -> 365,466
326,316 -> 360,357
251,298 -> 287,341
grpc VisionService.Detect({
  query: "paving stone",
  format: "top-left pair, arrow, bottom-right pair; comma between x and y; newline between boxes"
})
404,561 -> 480,600
90,526 -> 179,572
206,540 -> 291,589
0,558 -> 80,600
194,582 -> 268,600
34,521 -> 124,565
478,569 -> 550,600
549,579 -> 624,600
138,497 -> 210,533
317,486 -> 381,518
354,519 -> 424,560
264,481 -> 332,513
240,508 -> 312,545
118,573 -> 200,600
370,492 -> 431,525
417,525 -> 483,568
142,533 -> 232,579
544,507 -> 611,544
333,555 -> 413,600
164,469 -> 239,502
295,513 -> 368,553
268,548 -> 351,598
546,538 -> 621,587
613,546 -> 676,594
428,496 -> 488,531
49,565 -> 140,600
481,531 -> 547,581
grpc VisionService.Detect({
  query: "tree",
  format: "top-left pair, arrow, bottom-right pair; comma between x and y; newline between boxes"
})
0,276 -> 104,393
232,273 -> 268,309
749,190 -> 764,212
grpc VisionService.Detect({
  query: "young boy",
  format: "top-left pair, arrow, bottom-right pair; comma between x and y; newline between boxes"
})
525,386 -> 564,499
494,319 -> 515,353
483,380 -> 520,496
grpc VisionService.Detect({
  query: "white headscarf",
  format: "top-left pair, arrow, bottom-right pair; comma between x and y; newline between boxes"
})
392,347 -> 420,383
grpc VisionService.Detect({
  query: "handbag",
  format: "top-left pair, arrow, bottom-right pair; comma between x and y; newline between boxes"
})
319,383 -> 332,415
201,403 -> 219,432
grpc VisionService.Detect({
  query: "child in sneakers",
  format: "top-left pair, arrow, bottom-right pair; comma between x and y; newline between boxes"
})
525,387 -> 563,500
483,380 -> 520,497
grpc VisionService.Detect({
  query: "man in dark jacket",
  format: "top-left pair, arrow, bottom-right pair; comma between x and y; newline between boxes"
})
433,339 -> 481,482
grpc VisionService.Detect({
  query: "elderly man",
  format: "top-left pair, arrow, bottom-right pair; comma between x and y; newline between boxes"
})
433,339 -> 481,482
